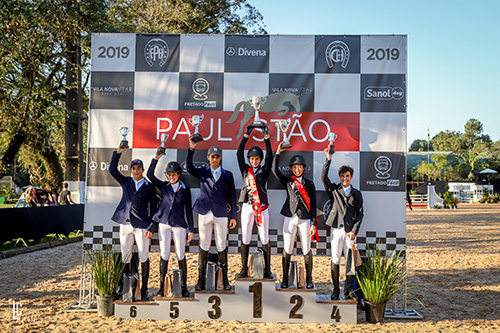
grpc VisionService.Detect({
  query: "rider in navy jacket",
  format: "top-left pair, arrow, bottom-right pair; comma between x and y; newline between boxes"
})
109,149 -> 157,300
109,151 -> 157,233
147,158 -> 194,232
186,148 -> 237,220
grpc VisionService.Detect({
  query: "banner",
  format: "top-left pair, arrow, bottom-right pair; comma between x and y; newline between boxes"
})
85,34 -> 408,255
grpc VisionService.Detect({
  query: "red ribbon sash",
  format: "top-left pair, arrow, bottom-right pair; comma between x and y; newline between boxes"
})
248,167 -> 263,227
291,176 -> 319,241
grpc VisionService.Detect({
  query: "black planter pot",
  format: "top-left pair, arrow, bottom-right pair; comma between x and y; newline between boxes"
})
96,295 -> 119,316
364,301 -> 387,323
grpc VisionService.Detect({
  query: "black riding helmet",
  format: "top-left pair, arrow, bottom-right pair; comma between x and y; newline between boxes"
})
247,146 -> 264,160
289,155 -> 306,167
164,161 -> 182,176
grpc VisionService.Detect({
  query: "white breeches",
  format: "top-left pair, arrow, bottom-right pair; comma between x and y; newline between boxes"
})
158,223 -> 187,261
240,203 -> 269,245
330,226 -> 355,265
282,214 -> 311,255
198,212 -> 228,252
119,222 -> 150,263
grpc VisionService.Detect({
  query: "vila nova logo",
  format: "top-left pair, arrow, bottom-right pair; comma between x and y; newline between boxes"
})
364,86 -> 404,100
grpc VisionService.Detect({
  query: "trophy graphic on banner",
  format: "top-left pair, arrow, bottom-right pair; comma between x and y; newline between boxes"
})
276,119 -> 292,149
328,132 -> 338,154
157,133 -> 169,155
250,96 -> 265,127
188,115 -> 204,143
119,126 -> 129,149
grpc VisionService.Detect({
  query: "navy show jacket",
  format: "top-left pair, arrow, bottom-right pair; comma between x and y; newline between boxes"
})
147,158 -> 194,232
109,151 -> 157,233
185,148 -> 237,220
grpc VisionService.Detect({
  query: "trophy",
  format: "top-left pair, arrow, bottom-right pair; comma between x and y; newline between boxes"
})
119,127 -> 129,149
157,133 -> 169,155
328,132 -> 338,154
276,119 -> 292,149
250,96 -> 264,127
188,115 -> 204,143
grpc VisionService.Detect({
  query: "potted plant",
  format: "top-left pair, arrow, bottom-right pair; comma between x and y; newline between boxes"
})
357,245 -> 407,323
87,247 -> 126,316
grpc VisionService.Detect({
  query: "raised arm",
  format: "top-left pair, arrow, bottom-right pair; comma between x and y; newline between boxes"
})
185,148 -> 201,179
146,158 -> 165,188
237,128 -> 250,174
272,145 -> 288,185
109,150 -> 127,185
262,128 -> 273,175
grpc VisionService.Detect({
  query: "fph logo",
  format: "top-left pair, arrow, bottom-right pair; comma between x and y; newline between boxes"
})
325,41 -> 350,69
144,38 -> 169,67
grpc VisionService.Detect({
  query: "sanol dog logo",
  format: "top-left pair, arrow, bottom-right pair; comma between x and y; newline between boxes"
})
325,41 -> 350,69
364,86 -> 404,100
144,38 -> 169,67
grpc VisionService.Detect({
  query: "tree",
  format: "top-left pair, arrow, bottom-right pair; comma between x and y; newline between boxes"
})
1,0 -> 266,191
108,0 -> 267,34
408,139 -> 431,152
431,130 -> 462,152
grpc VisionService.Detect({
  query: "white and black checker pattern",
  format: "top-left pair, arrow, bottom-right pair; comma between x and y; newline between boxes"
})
86,34 -> 408,255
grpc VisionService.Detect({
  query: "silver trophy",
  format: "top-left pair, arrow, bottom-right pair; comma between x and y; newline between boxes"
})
119,126 -> 129,149
328,132 -> 338,154
157,133 -> 169,155
188,115 -> 204,143
276,119 -> 292,149
250,96 -> 264,127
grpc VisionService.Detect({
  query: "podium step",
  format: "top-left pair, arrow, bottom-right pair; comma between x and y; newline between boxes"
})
114,278 -> 357,324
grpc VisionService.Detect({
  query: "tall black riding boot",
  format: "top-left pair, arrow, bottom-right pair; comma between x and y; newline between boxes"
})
331,262 -> 340,300
158,258 -> 168,296
195,249 -> 208,291
140,259 -> 150,300
178,258 -> 189,297
281,252 -> 291,289
218,249 -> 231,290
262,243 -> 274,279
345,275 -> 357,300
304,250 -> 314,289
237,243 -> 249,278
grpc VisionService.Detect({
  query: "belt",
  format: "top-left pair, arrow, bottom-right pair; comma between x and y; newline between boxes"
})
246,202 -> 269,210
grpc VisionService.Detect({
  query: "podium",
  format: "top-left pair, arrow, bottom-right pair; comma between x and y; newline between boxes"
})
114,276 -> 357,324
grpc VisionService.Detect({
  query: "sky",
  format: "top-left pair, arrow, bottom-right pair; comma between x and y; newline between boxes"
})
249,0 -> 500,146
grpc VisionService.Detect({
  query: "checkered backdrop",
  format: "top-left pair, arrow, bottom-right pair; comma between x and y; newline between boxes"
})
85,33 -> 407,256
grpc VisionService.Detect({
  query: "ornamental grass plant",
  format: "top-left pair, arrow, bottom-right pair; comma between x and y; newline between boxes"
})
357,245 -> 407,304
87,246 -> 126,297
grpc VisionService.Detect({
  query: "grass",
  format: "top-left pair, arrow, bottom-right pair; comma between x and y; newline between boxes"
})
0,231 -> 82,252
0,203 -> 15,208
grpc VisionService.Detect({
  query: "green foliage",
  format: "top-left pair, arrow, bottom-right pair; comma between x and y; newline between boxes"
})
1,0 -> 266,189
107,0 -> 267,34
431,130 -> 462,152
408,139 -> 431,152
87,247 -> 126,297
357,245 -> 407,304
411,118 -> 497,181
